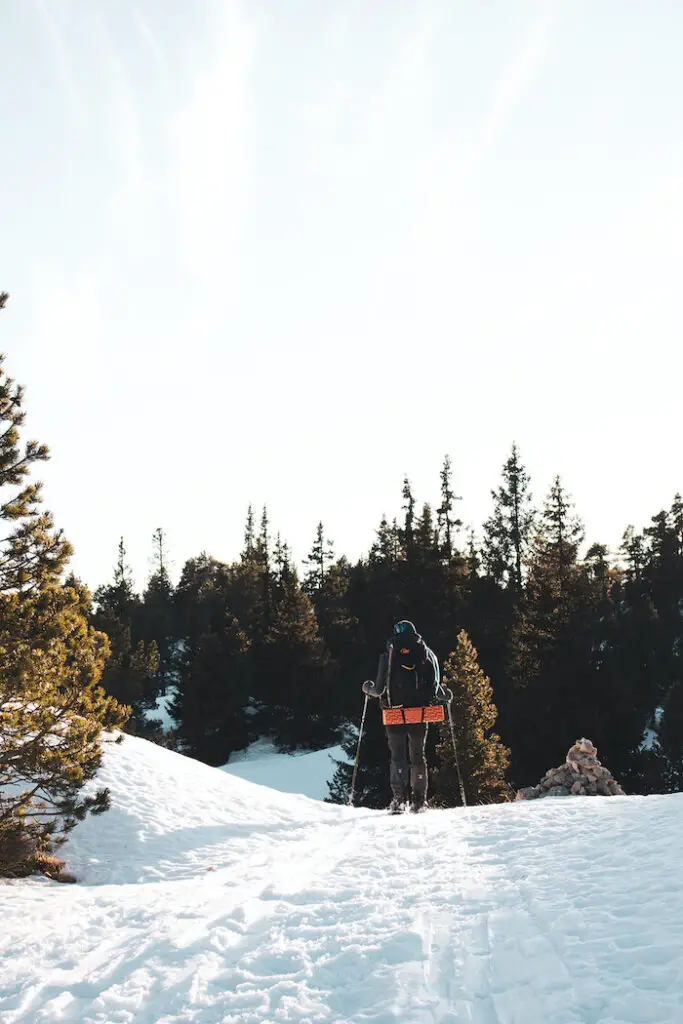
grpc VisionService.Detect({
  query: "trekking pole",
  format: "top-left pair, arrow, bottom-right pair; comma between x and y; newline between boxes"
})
348,694 -> 369,807
446,701 -> 467,807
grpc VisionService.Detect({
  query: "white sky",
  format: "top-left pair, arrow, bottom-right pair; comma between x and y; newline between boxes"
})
1,0 -> 682,591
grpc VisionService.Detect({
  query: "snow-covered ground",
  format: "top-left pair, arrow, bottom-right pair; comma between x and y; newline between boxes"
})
143,687 -> 178,733
2,735 -> 683,1023
222,740 -> 347,800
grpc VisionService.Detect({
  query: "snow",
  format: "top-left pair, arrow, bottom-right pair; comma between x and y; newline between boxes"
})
3,735 -> 683,1023
221,740 -> 347,801
143,687 -> 178,732
640,706 -> 664,751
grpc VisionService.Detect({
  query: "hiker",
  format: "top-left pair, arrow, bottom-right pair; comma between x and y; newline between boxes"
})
362,620 -> 452,813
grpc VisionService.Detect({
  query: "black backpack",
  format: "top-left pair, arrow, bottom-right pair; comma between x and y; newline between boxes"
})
387,636 -> 436,708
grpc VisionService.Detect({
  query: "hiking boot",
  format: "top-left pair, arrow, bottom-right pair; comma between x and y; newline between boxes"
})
389,797 -> 405,815
410,792 -> 426,813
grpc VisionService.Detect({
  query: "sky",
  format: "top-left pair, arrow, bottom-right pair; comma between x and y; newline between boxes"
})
1,0 -> 682,591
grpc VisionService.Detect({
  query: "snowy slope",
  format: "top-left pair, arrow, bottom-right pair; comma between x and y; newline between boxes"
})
222,740 -> 347,800
2,736 -> 683,1023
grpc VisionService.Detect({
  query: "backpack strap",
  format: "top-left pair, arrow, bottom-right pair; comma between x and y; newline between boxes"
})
385,642 -> 394,707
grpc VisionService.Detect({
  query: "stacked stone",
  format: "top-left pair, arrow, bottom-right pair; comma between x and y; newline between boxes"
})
515,737 -> 625,801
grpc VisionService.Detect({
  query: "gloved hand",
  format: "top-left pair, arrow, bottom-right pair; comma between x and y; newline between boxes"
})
362,679 -> 383,697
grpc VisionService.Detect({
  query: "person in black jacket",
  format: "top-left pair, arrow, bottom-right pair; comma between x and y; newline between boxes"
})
363,620 -> 452,813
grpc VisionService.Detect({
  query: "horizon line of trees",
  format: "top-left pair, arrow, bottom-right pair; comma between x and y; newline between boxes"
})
90,447 -> 683,806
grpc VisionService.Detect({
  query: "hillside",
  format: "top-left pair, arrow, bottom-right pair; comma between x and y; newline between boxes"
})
1,735 -> 682,1023
221,739 -> 346,799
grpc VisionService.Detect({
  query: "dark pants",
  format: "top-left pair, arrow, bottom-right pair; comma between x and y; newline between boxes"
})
386,723 -> 428,801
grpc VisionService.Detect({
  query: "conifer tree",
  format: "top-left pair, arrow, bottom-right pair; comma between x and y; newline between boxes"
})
432,630 -> 511,805
369,515 -> 398,567
1,581 -> 127,875
401,477 -> 416,563
174,553 -> 227,644
437,455 -> 462,561
303,522 -> 334,595
656,680 -> 683,792
416,503 -> 438,557
621,525 -> 646,582
303,524 -> 357,696
257,506 -> 271,631
482,444 -> 534,593
465,527 -> 481,579
531,475 -> 584,600
172,613 -> 251,765
93,539 -> 159,727
585,543 -> 612,602
506,478 -> 589,781
671,494 -> 683,557
143,528 -> 175,694
273,532 -> 287,582
243,505 -> 255,560
259,568 -> 340,751
0,319 -> 125,875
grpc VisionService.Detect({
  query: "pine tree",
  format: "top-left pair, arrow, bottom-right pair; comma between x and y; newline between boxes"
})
671,494 -> 683,558
102,538 -> 135,617
303,522 -> 334,595
621,525 -> 646,582
304,525 -> 357,706
482,443 -> 534,593
257,506 -> 271,631
528,475 -> 584,605
242,505 -> 255,560
432,630 -> 511,805
0,323 -> 125,876
656,680 -> 683,792
172,613 -> 251,765
510,489 -> 650,791
258,569 -> 340,751
174,554 -> 227,643
142,528 -> 175,695
400,477 -> 416,563
369,515 -> 398,567
437,455 -> 462,562
0,581 -> 127,875
93,539 -> 159,727
585,543 -> 613,602
465,527 -> 480,579
416,503 -> 438,558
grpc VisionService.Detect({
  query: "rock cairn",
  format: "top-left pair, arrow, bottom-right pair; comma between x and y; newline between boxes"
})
515,738 -> 625,800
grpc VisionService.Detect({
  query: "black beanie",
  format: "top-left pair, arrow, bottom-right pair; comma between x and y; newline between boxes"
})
393,620 -> 417,636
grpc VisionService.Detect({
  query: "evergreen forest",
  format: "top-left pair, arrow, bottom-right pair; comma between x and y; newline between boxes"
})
89,449 -> 683,808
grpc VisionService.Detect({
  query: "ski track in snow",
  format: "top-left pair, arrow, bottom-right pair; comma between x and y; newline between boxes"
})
2,737 -> 683,1023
